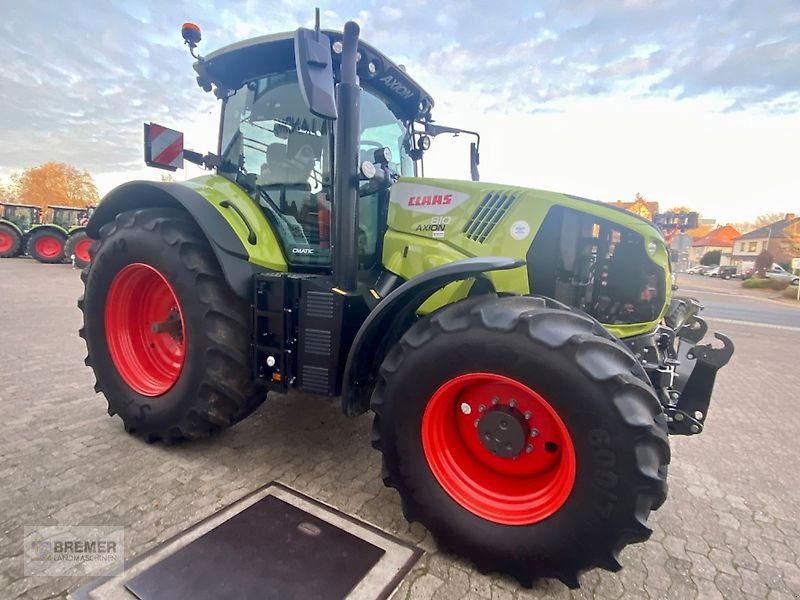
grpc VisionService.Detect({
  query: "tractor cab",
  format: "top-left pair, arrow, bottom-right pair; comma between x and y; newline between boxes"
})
49,205 -> 90,229
195,31 -> 434,271
1,202 -> 40,230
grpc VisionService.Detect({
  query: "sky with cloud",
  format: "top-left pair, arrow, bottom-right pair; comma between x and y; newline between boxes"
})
1,0 -> 798,221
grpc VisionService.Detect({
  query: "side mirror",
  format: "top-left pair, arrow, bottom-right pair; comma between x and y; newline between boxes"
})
143,123 -> 184,171
470,142 -> 480,182
294,28 -> 337,120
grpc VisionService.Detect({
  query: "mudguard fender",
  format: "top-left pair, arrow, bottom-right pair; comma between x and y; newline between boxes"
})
29,224 -> 69,237
0,219 -> 24,237
342,256 -> 525,415
87,181 -> 266,298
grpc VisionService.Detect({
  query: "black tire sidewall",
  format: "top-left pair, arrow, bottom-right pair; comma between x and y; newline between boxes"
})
382,323 -> 651,568
85,215 -> 216,433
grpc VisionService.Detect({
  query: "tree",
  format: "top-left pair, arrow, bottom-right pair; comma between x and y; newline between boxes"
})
754,213 -> 785,228
700,250 -> 722,266
0,179 -> 12,201
11,162 -> 99,210
754,250 -> 774,278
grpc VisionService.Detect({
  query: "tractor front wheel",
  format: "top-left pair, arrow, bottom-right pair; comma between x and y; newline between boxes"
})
371,295 -> 669,587
0,224 -> 21,258
28,230 -> 66,263
79,208 -> 265,442
65,230 -> 93,268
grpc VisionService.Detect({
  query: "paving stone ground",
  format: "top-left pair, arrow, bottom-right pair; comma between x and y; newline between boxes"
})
1,258 -> 798,599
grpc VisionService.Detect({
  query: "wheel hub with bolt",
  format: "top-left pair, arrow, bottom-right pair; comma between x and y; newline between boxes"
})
422,372 -> 576,525
476,405 -> 529,458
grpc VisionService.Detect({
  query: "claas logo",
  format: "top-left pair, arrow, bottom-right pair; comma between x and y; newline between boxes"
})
407,194 -> 453,207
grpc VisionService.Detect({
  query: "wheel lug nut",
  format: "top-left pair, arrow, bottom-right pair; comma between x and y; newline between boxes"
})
478,404 -> 486,413
491,397 -> 499,405
509,399 -> 516,408
530,428 -> 539,438
460,402 -> 471,415
523,411 -> 531,420
474,419 -> 479,428
525,444 -> 533,453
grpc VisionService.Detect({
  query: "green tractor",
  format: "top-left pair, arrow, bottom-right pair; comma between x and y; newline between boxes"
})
0,202 -> 41,258
79,18 -> 733,587
27,205 -> 94,266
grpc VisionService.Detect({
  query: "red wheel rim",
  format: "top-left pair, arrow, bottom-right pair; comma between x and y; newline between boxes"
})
0,230 -> 12,252
34,235 -> 63,258
104,263 -> 186,396
421,373 -> 576,525
74,239 -> 92,263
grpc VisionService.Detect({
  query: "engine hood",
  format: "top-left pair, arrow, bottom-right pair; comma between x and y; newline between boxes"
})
387,177 -> 666,259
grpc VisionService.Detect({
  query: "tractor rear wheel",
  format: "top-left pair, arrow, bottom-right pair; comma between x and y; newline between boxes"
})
0,224 -> 21,258
65,230 -> 93,268
79,208 -> 266,442
371,295 -> 669,588
28,229 -> 66,263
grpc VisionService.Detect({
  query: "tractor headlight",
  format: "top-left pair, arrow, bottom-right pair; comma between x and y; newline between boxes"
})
648,241 -> 658,255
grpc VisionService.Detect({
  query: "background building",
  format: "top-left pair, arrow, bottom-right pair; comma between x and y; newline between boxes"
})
688,225 -> 741,267
731,214 -> 799,269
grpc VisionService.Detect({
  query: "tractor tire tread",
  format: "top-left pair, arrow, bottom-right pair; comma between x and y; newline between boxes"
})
370,295 -> 669,588
80,208 -> 264,442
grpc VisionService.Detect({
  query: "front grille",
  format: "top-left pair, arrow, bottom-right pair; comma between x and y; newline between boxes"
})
463,192 -> 517,242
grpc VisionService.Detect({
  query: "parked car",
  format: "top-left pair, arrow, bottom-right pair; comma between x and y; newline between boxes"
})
686,265 -> 704,275
764,265 -> 799,285
709,266 -> 737,280
703,265 -> 720,276
742,264 -> 799,285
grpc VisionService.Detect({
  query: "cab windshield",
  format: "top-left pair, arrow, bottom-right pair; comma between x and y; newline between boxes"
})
4,206 -> 35,228
219,70 -> 413,267
51,208 -> 84,229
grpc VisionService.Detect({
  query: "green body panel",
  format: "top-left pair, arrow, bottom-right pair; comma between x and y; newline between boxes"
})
384,177 -> 671,338
383,230 -> 529,313
181,175 -> 288,272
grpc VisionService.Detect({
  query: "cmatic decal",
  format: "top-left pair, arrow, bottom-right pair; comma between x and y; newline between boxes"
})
292,247 -> 314,255
391,182 -> 469,215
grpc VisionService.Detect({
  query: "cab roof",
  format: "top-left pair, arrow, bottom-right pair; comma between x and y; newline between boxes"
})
196,30 -> 434,123
1,202 -> 39,209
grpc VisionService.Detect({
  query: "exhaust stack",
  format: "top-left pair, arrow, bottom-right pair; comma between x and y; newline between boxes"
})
332,21 -> 361,293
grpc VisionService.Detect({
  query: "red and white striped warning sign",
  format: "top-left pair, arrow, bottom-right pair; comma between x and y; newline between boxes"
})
144,123 -> 184,171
